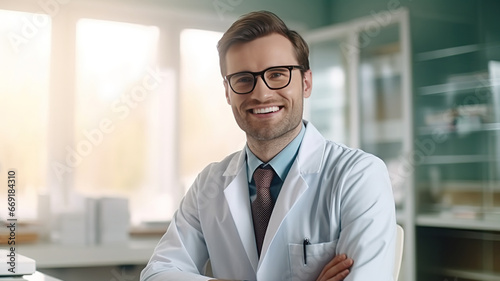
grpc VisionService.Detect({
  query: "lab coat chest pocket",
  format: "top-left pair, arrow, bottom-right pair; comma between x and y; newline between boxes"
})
288,240 -> 337,281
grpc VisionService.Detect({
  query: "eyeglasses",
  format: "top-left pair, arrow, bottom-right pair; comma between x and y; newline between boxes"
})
225,65 -> 304,95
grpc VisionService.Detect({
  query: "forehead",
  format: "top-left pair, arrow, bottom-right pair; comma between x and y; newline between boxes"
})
225,33 -> 297,74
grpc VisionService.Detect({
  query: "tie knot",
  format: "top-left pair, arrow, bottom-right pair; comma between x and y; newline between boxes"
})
253,166 -> 274,190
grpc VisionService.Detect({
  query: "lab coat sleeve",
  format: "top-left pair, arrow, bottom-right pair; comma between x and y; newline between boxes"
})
336,155 -> 396,281
140,177 -> 212,281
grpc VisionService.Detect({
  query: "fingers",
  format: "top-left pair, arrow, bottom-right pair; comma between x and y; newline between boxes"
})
316,254 -> 354,281
329,268 -> 350,281
325,254 -> 349,270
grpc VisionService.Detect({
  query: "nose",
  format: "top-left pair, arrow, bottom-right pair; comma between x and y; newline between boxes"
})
250,75 -> 272,100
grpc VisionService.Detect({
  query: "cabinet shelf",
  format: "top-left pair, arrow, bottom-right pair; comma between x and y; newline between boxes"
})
415,44 -> 481,61
426,267 -> 500,281
418,78 -> 500,96
420,155 -> 497,165
415,43 -> 500,62
418,180 -> 500,192
419,227 -> 500,240
417,123 -> 500,135
417,214 -> 500,232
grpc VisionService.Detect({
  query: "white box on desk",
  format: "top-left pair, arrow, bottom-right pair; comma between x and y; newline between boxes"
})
97,197 -> 130,244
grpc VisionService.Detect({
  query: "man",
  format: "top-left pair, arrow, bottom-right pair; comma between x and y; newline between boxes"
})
141,11 -> 396,281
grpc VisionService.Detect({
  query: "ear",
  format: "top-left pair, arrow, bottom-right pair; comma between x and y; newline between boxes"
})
302,69 -> 312,98
224,80 -> 231,105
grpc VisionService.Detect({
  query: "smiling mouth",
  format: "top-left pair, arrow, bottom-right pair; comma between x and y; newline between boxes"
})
252,106 -> 281,114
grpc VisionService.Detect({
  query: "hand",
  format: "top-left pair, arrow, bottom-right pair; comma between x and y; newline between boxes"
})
315,254 -> 353,281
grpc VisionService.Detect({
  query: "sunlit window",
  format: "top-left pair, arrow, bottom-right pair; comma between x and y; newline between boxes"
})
74,19 -> 173,223
0,9 -> 51,219
0,11 -> 242,224
179,29 -> 246,191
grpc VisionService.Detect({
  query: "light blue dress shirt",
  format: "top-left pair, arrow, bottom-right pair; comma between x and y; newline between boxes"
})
245,122 -> 306,202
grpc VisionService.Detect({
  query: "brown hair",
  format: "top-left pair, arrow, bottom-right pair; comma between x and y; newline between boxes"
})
217,10 -> 310,77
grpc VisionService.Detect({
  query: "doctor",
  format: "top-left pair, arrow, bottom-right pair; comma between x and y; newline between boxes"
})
141,10 -> 396,281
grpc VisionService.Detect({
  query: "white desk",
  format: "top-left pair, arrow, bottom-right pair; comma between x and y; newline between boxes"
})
16,237 -> 159,269
0,272 -> 61,281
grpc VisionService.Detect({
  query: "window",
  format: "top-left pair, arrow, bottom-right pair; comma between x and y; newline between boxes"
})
73,19 -> 177,223
0,3 -> 234,225
179,29 -> 245,191
0,9 -> 51,219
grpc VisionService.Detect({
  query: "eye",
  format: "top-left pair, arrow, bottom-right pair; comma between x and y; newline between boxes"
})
231,73 -> 253,85
236,76 -> 253,83
266,68 -> 289,80
269,72 -> 283,79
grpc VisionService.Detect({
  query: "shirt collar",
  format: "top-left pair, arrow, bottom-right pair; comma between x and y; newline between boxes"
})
246,122 -> 306,182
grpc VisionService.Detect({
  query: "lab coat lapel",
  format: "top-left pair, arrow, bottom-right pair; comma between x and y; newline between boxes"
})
259,121 -> 326,262
223,151 -> 259,272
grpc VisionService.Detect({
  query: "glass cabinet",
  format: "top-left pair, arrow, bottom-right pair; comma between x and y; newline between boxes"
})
306,2 -> 500,281
357,24 -> 408,210
307,37 -> 350,146
306,9 -> 414,281
412,5 -> 500,280
415,48 -> 500,281
415,54 -> 500,223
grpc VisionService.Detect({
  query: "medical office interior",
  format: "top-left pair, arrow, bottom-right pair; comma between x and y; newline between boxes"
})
0,0 -> 499,280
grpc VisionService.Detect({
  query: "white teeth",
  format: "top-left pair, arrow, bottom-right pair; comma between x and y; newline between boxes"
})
253,106 -> 280,114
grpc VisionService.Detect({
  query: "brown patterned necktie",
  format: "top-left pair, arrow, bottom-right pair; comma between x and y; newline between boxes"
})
251,165 -> 275,257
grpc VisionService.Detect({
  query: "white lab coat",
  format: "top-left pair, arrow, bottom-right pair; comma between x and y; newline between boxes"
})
141,121 -> 396,281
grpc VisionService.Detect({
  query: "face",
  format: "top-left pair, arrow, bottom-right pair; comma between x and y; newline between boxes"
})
224,33 -> 312,145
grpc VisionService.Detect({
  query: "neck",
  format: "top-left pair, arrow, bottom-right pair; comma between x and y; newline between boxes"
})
247,122 -> 302,163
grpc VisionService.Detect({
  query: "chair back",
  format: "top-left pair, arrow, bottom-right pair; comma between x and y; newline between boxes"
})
394,224 -> 405,280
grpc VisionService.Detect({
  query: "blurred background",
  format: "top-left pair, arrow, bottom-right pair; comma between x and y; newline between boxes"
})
0,0 -> 499,280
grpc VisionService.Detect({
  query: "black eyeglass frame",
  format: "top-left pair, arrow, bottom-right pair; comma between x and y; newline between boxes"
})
224,65 -> 304,95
